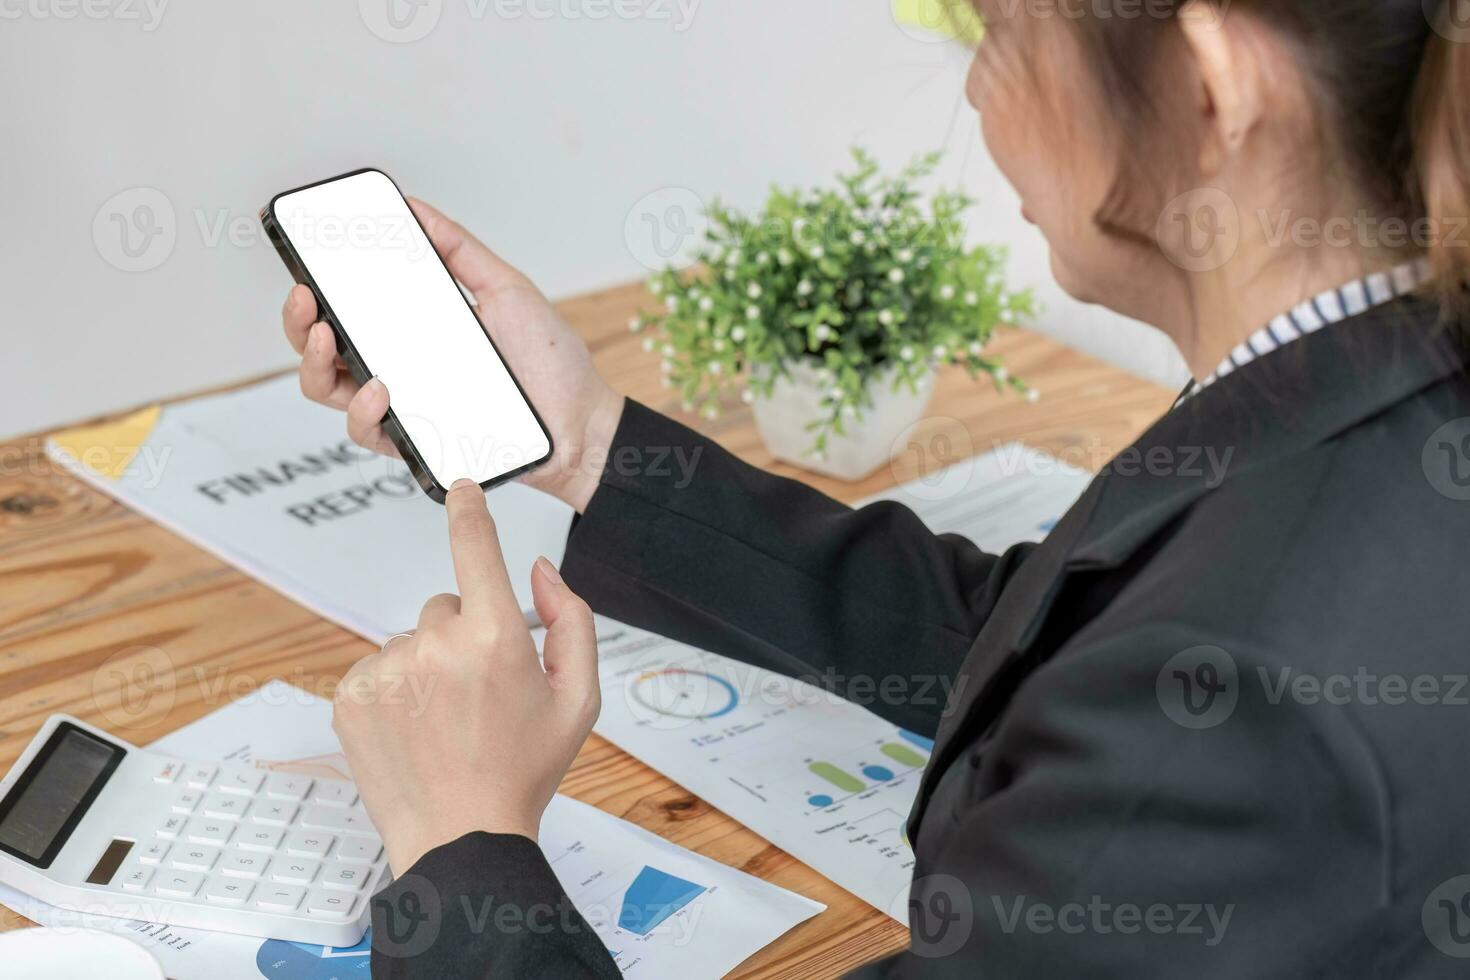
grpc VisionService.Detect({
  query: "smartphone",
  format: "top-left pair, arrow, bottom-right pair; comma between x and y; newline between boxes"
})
261,168 -> 553,503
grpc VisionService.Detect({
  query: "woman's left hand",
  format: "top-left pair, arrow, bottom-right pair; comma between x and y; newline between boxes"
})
331,479 -> 601,874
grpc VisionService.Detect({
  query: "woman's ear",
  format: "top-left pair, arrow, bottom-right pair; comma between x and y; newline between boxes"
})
1177,0 -> 1268,177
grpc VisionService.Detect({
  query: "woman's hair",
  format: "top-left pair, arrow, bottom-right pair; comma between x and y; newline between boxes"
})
972,0 -> 1470,318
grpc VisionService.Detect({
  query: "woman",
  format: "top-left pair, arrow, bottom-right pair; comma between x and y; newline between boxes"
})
282,1 -> 1470,975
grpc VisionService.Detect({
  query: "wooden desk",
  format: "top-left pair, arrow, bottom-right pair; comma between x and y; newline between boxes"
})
0,281 -> 1174,976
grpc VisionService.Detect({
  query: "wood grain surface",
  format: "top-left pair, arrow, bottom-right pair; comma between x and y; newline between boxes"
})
0,280 -> 1174,976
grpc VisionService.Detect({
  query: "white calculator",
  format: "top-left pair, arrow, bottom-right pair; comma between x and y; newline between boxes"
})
0,714 -> 390,946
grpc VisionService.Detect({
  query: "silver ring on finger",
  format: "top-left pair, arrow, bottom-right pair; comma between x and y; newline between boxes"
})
380,631 -> 415,654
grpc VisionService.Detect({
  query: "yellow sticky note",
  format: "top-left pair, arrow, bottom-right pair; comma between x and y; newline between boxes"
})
892,0 -> 985,43
49,404 -> 162,480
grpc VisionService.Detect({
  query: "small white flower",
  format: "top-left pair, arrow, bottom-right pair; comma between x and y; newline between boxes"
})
746,305 -> 761,320
682,399 -> 694,412
888,268 -> 905,284
703,406 -> 719,420
1000,309 -> 1016,324
797,279 -> 814,297
850,230 -> 866,246
628,316 -> 642,332
829,387 -> 843,400
809,245 -> 825,259
661,359 -> 673,374
698,296 -> 714,312
878,310 -> 895,326
756,251 -> 770,265
817,368 -> 834,383
747,282 -> 763,299
730,326 -> 747,342
660,376 -> 673,389
712,339 -> 726,352
932,345 -> 947,359
665,295 -> 679,312
793,218 -> 808,237
709,361 -> 723,375
964,291 -> 978,306
662,343 -> 675,356
1026,388 -> 1041,403
814,324 -> 833,342
726,249 -> 742,266
741,388 -> 755,404
939,284 -> 956,301
649,279 -> 664,295
968,341 -> 984,356
642,337 -> 656,352
842,404 -> 857,418
900,345 -> 915,361
896,248 -> 913,263
995,366 -> 1010,383
777,249 -> 794,266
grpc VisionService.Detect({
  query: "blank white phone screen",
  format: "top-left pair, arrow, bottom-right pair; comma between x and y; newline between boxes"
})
273,170 -> 551,490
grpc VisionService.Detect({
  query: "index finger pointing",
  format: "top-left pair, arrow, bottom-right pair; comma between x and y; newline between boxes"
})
444,479 -> 521,621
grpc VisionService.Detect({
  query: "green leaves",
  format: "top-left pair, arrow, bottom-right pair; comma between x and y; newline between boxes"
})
639,148 -> 1035,453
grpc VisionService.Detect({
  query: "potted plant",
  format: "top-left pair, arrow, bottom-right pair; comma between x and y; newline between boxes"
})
633,149 -> 1036,481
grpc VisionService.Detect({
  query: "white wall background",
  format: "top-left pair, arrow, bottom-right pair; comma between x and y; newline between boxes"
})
0,0 -> 1186,439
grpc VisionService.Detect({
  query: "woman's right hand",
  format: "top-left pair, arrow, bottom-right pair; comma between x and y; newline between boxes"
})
280,197 -> 624,512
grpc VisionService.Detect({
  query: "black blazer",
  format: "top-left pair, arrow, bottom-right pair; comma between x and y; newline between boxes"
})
370,298 -> 1470,978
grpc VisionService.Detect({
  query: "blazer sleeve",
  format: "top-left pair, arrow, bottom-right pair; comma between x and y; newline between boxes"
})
844,621 -> 1389,978
370,832 -> 621,980
560,400 -> 1034,736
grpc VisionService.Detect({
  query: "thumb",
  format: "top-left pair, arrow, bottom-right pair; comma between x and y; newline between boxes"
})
532,557 -> 600,708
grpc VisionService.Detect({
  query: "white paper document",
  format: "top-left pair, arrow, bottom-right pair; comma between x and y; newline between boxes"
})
45,375 -> 574,639
0,682 -> 821,979
583,444 -> 1093,920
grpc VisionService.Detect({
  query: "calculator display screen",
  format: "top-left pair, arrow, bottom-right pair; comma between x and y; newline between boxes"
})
0,725 -> 124,867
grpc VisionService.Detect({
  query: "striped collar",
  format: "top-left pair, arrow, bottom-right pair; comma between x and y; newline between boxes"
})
1175,258 -> 1434,406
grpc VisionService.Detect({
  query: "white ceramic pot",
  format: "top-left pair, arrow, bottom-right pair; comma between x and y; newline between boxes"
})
750,359 -> 936,481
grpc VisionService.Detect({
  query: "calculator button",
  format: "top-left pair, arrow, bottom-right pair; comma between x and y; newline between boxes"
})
334,838 -> 382,865
220,852 -> 270,879
184,819 -> 234,846
171,790 -> 202,815
118,864 -> 154,892
251,801 -> 298,827
270,858 -> 320,885
215,768 -> 266,796
138,841 -> 170,865
172,845 -> 221,871
254,884 -> 306,912
284,831 -> 333,858
184,765 -> 218,790
264,773 -> 313,802
154,871 -> 205,898
152,759 -> 186,784
156,815 -> 187,840
204,878 -> 255,906
202,793 -> 250,821
308,781 -> 358,808
300,805 -> 373,836
306,889 -> 357,918
320,861 -> 370,892
238,826 -> 285,852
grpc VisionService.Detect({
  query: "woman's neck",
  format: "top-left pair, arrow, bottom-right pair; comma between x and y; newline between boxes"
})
1177,244 -> 1412,381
